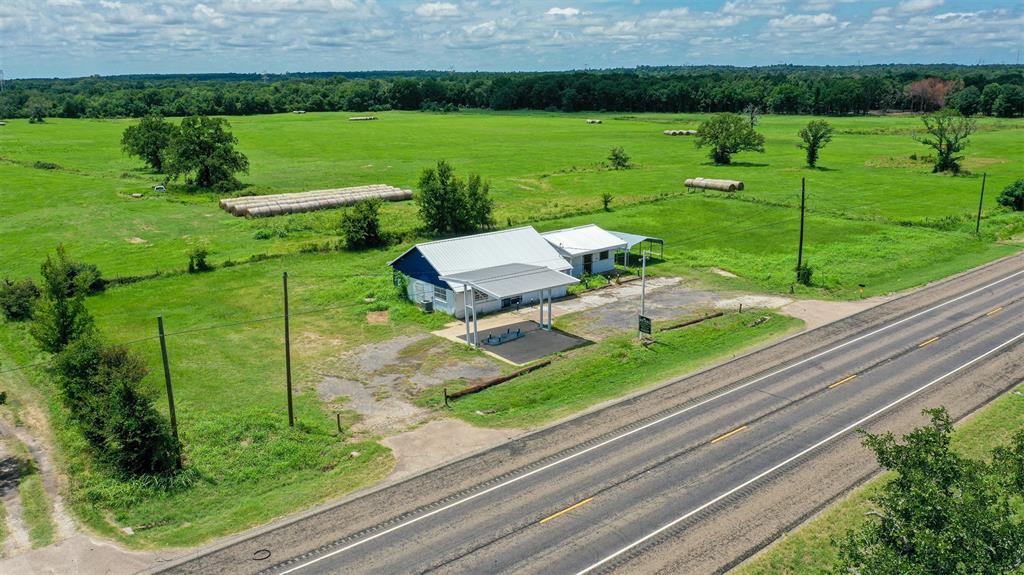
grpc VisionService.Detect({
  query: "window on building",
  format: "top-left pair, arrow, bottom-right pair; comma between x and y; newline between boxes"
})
433,285 -> 447,301
501,295 -> 523,309
599,250 -> 610,260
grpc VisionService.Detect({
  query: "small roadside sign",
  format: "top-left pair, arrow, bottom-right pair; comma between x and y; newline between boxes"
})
638,315 -> 652,335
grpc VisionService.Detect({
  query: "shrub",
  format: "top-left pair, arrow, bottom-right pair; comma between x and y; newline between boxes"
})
601,192 -> 613,211
340,198 -> 386,250
53,337 -> 180,476
31,246 -> 96,353
33,161 -> 60,170
996,179 -> 1024,211
608,147 -> 631,170
796,262 -> 814,286
187,247 -> 212,273
0,277 -> 40,321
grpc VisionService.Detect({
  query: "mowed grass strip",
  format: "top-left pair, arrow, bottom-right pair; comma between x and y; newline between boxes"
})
423,311 -> 802,428
733,383 -> 1024,575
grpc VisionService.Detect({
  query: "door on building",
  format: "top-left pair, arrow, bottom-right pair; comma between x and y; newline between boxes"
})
583,253 -> 593,275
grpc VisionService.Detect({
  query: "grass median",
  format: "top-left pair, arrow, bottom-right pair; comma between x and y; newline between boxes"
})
423,310 -> 803,428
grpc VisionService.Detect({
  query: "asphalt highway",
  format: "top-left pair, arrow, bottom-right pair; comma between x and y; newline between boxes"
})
158,256 -> 1024,575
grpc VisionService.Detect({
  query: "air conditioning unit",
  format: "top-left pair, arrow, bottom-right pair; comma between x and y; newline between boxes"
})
418,300 -> 434,313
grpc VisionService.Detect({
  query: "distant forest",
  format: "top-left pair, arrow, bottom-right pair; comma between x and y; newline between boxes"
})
4,64 -> 1023,119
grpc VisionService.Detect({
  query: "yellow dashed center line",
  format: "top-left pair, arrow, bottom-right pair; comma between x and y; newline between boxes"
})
986,307 -> 1004,317
710,425 -> 748,444
828,374 -> 858,389
918,336 -> 940,348
539,497 -> 593,524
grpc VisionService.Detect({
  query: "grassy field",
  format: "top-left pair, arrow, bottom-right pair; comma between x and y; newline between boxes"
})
734,381 -> 1024,575
0,110 -> 1022,548
420,310 -> 803,428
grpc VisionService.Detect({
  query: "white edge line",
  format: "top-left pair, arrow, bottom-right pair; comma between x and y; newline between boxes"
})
575,330 -> 1024,575
279,269 -> 1024,574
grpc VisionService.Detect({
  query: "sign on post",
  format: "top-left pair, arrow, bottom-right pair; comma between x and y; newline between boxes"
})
638,315 -> 652,335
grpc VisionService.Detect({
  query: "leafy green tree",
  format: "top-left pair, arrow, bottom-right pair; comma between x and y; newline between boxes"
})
834,408 -> 1024,575
601,192 -> 613,211
997,179 -> 1024,211
0,278 -> 40,321
912,109 -> 976,174
24,95 -> 52,123
30,246 -> 96,353
797,120 -> 834,168
416,161 -> 493,234
947,86 -> 981,116
695,112 -> 765,165
340,198 -> 386,249
608,147 -> 632,170
463,173 -> 495,231
52,333 -> 111,447
165,115 -> 249,191
121,115 -> 176,172
980,83 -> 1001,115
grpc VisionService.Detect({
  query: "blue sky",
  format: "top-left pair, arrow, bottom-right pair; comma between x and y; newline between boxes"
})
2,0 -> 1022,78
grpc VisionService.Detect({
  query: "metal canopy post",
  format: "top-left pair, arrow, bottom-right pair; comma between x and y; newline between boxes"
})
546,290 -> 553,330
470,287 -> 479,349
539,288 -> 545,327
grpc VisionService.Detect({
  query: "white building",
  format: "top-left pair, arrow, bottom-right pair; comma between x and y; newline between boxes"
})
389,224 -> 660,320
388,227 -> 576,319
541,224 -> 628,277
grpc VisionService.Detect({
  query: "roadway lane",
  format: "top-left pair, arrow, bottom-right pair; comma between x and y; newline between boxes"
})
267,266 -> 1024,575
156,256 -> 1024,575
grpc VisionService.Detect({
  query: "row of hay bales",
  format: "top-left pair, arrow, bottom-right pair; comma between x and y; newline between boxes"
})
684,178 -> 745,192
349,116 -> 378,121
586,119 -> 603,124
220,185 -> 413,217
664,129 -> 697,136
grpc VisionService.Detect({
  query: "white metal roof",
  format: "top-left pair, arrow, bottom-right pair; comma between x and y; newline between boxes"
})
541,224 -> 628,257
440,263 -> 578,299
389,227 -> 572,291
608,230 -> 665,250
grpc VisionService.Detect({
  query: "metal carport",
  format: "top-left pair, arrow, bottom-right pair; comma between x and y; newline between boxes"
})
609,231 -> 665,266
440,263 -> 579,348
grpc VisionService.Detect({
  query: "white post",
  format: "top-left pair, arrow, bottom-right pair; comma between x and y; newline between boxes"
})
640,249 -> 648,317
547,290 -> 553,330
470,287 -> 479,348
539,289 -> 545,326
464,288 -> 471,346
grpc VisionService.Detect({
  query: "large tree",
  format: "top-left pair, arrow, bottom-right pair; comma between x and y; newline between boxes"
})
797,120 -> 834,168
695,112 -> 765,165
165,115 -> 249,190
913,109 -> 976,174
835,408 -> 1024,575
121,115 -> 176,172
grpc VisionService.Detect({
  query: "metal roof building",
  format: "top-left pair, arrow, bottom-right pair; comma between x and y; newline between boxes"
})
541,224 -> 627,277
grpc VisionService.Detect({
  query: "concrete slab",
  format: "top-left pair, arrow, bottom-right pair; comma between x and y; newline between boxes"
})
458,320 -> 590,365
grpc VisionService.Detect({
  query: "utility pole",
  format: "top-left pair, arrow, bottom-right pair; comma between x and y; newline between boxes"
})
157,316 -> 181,467
795,177 -> 806,284
283,272 -> 294,427
975,173 -> 987,236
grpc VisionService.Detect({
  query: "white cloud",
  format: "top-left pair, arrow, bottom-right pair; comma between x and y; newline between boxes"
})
546,7 -> 580,17
415,2 -> 458,18
897,0 -> 944,14
722,0 -> 786,17
769,12 -> 837,29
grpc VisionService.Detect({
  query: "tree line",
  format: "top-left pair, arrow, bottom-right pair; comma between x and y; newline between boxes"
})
4,65 -> 1023,120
